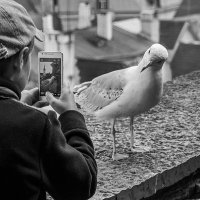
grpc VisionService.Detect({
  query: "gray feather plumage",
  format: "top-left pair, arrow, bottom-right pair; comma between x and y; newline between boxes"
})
74,69 -> 126,112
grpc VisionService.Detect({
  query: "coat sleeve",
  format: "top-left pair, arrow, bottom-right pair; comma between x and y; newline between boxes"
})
40,110 -> 97,200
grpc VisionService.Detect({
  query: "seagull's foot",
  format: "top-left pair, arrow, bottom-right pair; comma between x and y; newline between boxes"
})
112,153 -> 129,161
130,145 -> 151,153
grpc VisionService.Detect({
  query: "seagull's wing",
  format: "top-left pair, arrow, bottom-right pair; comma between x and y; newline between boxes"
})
74,69 -> 128,113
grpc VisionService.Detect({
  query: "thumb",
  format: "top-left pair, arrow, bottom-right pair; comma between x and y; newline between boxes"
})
46,91 -> 58,106
62,81 -> 71,93
33,100 -> 49,108
29,87 -> 39,95
47,110 -> 60,127
46,91 -> 61,113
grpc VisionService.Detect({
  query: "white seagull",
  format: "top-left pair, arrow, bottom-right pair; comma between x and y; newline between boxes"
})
73,43 -> 168,160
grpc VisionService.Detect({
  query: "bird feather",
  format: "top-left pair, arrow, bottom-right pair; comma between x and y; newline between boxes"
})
74,69 -> 128,112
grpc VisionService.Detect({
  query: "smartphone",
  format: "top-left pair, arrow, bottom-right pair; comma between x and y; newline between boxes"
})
38,51 -> 63,100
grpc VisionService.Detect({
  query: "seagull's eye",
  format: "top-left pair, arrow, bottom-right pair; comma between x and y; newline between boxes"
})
148,49 -> 151,54
156,60 -> 162,64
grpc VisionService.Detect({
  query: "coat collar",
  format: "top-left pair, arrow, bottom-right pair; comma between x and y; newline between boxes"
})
0,77 -> 21,100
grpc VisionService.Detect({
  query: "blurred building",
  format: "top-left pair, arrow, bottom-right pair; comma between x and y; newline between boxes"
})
75,0 -> 181,83
14,0 -> 200,87
159,0 -> 200,78
75,25 -> 152,82
175,0 -> 200,19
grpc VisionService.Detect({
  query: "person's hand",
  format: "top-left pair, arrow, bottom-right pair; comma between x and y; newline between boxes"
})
21,88 -> 49,108
46,82 -> 77,115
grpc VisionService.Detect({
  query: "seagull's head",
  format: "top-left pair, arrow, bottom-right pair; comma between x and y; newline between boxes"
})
141,43 -> 168,72
51,76 -> 56,80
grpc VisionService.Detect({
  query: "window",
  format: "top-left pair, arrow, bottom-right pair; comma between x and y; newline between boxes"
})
97,0 -> 109,10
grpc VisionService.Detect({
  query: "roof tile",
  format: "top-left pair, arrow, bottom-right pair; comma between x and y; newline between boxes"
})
175,0 -> 200,17
75,26 -> 152,60
159,20 -> 185,49
171,42 -> 200,77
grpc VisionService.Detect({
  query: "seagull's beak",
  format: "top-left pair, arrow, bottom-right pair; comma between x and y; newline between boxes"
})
140,61 -> 152,73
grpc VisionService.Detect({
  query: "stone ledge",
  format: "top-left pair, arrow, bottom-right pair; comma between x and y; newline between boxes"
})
104,154 -> 200,200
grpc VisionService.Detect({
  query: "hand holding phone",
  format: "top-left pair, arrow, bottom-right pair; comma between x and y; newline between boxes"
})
38,51 -> 63,100
46,82 -> 78,115
21,88 -> 49,108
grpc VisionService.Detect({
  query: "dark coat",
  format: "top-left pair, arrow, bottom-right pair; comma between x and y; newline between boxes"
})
0,78 -> 97,200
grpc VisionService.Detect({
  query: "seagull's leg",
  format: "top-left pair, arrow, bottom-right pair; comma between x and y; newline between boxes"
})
130,115 -> 135,152
111,118 -> 117,159
111,118 -> 128,161
130,115 -> 151,153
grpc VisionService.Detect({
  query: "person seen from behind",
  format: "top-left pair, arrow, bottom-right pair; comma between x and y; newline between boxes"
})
0,0 -> 97,200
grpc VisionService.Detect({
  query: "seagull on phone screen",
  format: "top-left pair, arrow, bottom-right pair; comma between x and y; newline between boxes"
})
41,76 -> 56,91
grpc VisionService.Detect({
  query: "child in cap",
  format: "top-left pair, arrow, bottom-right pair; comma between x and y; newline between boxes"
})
0,0 -> 97,200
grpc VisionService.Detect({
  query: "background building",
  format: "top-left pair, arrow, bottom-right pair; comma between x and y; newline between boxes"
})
14,0 -> 200,88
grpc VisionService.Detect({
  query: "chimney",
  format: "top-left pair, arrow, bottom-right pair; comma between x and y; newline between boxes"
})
140,9 -> 160,42
135,0 -> 154,11
96,0 -> 113,40
78,2 -> 91,29
97,12 -> 113,40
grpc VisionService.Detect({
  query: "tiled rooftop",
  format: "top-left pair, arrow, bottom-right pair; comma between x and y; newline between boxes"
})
175,0 -> 200,17
159,20 -> 185,49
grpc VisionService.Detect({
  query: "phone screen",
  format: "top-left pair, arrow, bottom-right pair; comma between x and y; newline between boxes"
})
39,57 -> 61,97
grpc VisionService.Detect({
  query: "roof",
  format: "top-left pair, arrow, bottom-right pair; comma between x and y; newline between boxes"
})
159,0 -> 182,7
75,26 -> 153,61
159,20 -> 185,49
16,0 -> 141,26
187,20 -> 200,41
175,0 -> 200,18
114,18 -> 141,34
56,0 -> 141,18
91,0 -> 141,21
109,0 -> 139,13
77,59 -> 126,82
15,0 -> 85,15
109,0 -> 140,20
15,0 -> 41,14
15,0 -> 43,29
171,42 -> 200,77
